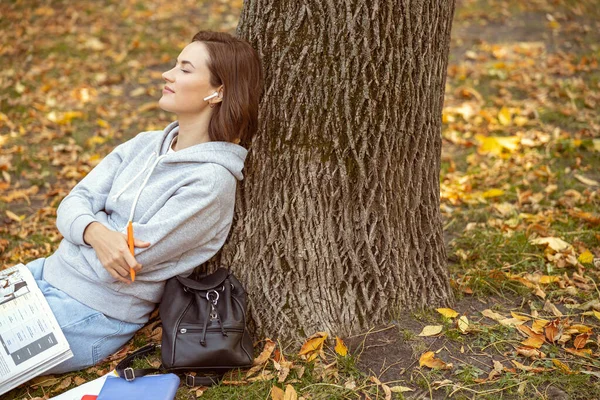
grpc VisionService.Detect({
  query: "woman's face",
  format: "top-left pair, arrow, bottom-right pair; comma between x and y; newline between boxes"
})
158,41 -> 222,115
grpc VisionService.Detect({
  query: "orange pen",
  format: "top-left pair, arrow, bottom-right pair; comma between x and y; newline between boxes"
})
127,220 -> 136,282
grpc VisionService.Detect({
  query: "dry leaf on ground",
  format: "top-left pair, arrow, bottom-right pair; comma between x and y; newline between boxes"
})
419,351 -> 453,370
418,325 -> 443,336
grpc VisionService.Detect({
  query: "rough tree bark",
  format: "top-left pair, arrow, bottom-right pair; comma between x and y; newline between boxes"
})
208,0 -> 456,344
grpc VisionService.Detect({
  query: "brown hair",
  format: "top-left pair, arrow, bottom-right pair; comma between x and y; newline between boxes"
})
192,31 -> 263,147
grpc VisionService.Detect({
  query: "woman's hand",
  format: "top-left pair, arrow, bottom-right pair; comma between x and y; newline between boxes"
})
83,222 -> 151,284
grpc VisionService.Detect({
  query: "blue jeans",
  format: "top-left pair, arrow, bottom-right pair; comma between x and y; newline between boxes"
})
26,257 -> 145,375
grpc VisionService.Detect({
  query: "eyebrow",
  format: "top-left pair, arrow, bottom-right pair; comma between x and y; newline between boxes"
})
176,59 -> 195,69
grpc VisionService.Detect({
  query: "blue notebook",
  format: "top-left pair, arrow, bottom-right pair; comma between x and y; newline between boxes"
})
97,374 -> 180,400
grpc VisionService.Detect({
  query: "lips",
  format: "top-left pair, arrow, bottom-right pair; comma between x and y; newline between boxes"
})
163,86 -> 175,93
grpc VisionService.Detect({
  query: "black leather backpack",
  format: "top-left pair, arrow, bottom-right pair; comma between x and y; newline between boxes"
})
115,267 -> 254,387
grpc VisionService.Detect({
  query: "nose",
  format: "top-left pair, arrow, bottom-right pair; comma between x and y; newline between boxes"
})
162,68 -> 175,83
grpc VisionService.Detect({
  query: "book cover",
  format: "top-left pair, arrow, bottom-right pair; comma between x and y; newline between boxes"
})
96,374 -> 180,400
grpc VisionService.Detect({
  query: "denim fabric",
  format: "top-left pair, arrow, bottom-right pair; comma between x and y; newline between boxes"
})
25,257 -> 145,375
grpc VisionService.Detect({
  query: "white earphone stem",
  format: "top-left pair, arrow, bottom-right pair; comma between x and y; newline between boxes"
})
203,92 -> 219,101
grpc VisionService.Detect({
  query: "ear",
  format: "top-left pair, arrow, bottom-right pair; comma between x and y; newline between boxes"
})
212,85 -> 224,104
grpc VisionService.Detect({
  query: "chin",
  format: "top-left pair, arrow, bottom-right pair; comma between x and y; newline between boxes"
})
158,98 -> 175,113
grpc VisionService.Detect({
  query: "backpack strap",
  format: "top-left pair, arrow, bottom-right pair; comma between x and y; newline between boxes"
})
115,344 -> 162,381
114,344 -> 224,387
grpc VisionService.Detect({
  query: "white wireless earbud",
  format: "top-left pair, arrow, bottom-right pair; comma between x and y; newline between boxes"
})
203,92 -> 219,101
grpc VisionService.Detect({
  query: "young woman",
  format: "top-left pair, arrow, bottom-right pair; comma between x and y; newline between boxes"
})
24,30 -> 263,375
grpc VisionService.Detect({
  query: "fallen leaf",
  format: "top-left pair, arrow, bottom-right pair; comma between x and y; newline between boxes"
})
511,360 -> 552,372
271,385 -> 284,400
247,339 -> 277,378
73,376 -> 86,386
552,359 -> 572,374
487,360 -> 504,381
335,336 -> 348,356
578,251 -> 594,264
284,384 -> 298,400
516,346 -> 546,359
5,210 -> 24,222
543,300 -> 563,317
419,351 -> 452,370
510,311 -> 531,321
436,308 -> 459,318
475,135 -> 520,156
574,333 -> 590,349
545,319 -> 563,343
532,319 -> 550,333
418,325 -> 443,337
530,237 -> 572,253
389,385 -> 414,393
195,386 -> 209,396
521,336 -> 545,348
568,324 -> 593,334
52,376 -> 72,393
482,188 -> 504,198
298,332 -> 328,362
582,370 -> 600,379
254,339 -> 277,365
369,376 -> 392,400
482,309 -> 505,321
498,106 -> 512,125
574,174 -> 599,186
564,347 -> 592,357
457,316 -> 469,333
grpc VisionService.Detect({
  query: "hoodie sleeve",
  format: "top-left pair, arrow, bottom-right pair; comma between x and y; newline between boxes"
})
126,166 -> 236,277
55,140 -> 133,247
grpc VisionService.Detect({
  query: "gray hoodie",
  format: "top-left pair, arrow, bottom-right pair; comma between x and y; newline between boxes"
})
43,121 -> 247,324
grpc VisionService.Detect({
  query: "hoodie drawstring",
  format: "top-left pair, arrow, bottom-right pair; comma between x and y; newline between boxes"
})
127,153 -> 168,223
112,152 -> 157,202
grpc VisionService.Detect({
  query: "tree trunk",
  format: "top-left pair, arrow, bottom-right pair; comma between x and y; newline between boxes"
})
209,0 -> 456,344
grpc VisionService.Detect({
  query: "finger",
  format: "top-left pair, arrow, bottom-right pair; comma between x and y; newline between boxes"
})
123,251 -> 142,270
108,268 -> 131,284
113,259 -> 132,277
134,239 -> 151,248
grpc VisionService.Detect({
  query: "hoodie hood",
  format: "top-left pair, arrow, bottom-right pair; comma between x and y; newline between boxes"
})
158,121 -> 248,181
112,121 -> 248,224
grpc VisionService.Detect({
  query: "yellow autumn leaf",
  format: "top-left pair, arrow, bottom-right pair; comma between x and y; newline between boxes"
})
482,188 -> 504,198
6,210 -> 24,222
482,309 -> 505,321
334,336 -> 348,357
419,351 -> 452,370
436,308 -> 459,318
538,275 -> 560,284
86,135 -> 109,147
521,336 -> 544,349
284,384 -> 298,400
578,250 -> 594,264
529,237 -> 573,253
593,311 -> 600,321
514,115 -> 528,126
418,325 -> 443,337
475,134 -> 520,156
96,118 -> 110,128
552,359 -> 572,374
389,386 -> 414,393
569,324 -> 593,334
532,319 -> 550,334
298,332 -> 327,362
547,20 -> 561,30
498,106 -> 511,126
271,385 -> 284,400
47,110 -> 83,125
510,311 -> 531,321
575,174 -> 599,186
457,316 -> 469,333
593,139 -> 600,152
